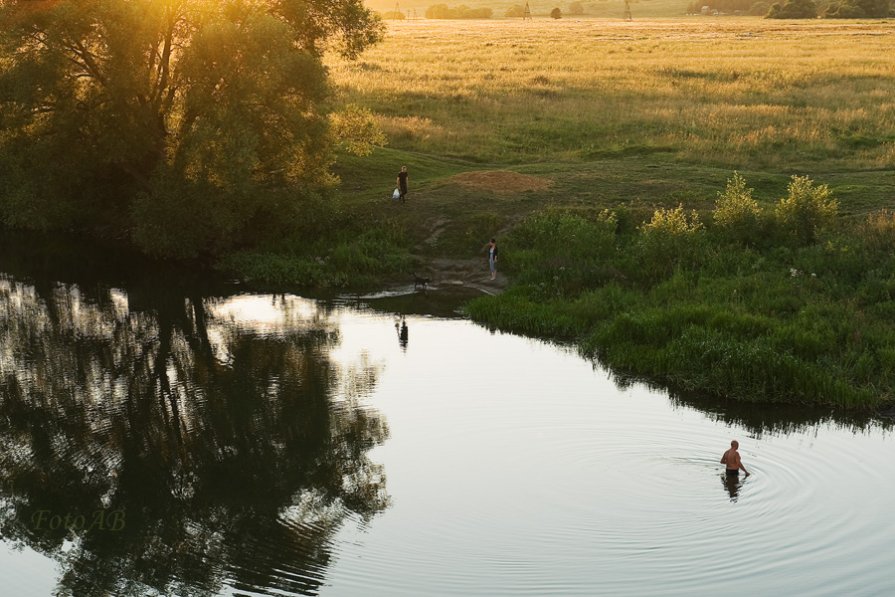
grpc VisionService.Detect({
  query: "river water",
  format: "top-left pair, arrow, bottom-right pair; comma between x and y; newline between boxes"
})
0,233 -> 892,597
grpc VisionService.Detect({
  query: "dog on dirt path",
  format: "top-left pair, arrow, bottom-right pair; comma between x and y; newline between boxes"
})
413,274 -> 431,289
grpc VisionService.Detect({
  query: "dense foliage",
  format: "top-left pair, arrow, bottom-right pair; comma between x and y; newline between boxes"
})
822,0 -> 891,16
694,0 -> 892,16
0,0 -> 383,258
766,0 -> 818,17
425,4 -> 493,18
468,174 -> 895,408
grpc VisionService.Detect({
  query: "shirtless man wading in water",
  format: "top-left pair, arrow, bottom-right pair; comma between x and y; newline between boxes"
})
721,440 -> 750,478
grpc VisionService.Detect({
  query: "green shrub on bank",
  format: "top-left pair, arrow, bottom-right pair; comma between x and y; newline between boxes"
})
773,175 -> 838,245
506,208 -> 618,297
220,226 -> 413,289
713,172 -> 763,246
638,205 -> 706,280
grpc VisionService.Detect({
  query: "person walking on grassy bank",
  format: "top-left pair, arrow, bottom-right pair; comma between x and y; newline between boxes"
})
396,166 -> 409,203
484,238 -> 498,281
721,440 -> 750,478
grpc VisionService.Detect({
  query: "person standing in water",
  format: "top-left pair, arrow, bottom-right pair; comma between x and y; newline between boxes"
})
396,166 -> 409,203
721,440 -> 750,477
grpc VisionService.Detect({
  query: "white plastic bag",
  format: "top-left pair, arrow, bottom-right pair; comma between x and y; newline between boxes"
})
392,188 -> 400,200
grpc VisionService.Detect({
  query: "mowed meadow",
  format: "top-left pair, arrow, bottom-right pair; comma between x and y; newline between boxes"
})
331,18 -> 895,171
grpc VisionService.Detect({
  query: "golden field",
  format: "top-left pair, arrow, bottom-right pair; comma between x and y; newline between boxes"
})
330,18 -> 895,171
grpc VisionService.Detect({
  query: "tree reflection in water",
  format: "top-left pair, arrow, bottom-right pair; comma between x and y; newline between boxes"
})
0,277 -> 389,596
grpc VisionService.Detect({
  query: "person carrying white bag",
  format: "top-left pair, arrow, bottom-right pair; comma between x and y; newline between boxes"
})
395,165 -> 409,203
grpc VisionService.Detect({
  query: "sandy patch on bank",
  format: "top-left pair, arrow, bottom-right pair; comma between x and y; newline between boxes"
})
448,170 -> 552,194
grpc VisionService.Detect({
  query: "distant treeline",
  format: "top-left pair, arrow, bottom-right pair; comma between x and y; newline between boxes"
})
689,0 -> 892,16
686,0 -> 769,13
769,0 -> 893,17
424,2 -> 587,18
425,4 -> 494,18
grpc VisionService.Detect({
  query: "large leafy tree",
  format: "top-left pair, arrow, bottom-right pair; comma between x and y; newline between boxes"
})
824,0 -> 891,17
0,0 -> 383,256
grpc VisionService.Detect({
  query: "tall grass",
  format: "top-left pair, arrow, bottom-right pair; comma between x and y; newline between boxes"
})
219,223 -> 414,289
329,19 -> 895,171
468,173 -> 895,408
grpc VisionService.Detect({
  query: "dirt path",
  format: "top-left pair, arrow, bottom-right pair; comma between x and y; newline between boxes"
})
420,217 -> 450,249
421,257 -> 508,295
411,214 -> 509,295
403,170 -> 550,296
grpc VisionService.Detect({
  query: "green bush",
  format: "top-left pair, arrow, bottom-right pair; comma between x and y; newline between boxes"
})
713,172 -> 763,246
550,7 -> 563,18
637,205 -> 705,280
822,1 -> 866,16
568,1 -> 585,14
514,209 -> 617,256
773,175 -> 838,245
766,0 -> 818,17
508,208 -> 619,296
641,204 -> 704,237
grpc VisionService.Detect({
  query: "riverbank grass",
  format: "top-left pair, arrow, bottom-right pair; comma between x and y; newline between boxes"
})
467,174 -> 895,408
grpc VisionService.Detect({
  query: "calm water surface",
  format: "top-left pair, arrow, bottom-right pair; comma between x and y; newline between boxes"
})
0,233 -> 893,596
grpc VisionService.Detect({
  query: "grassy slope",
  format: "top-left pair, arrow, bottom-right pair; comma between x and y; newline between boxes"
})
327,18 -> 893,252
231,19 -> 895,408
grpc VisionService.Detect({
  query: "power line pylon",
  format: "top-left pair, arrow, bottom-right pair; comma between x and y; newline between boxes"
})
523,1 -> 532,19
623,0 -> 633,20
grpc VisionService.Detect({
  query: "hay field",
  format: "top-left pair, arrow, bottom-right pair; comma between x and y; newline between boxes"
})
365,0 -> 692,18
330,18 -> 895,172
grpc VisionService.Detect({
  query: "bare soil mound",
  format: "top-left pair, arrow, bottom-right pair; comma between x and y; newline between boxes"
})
448,170 -> 551,194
